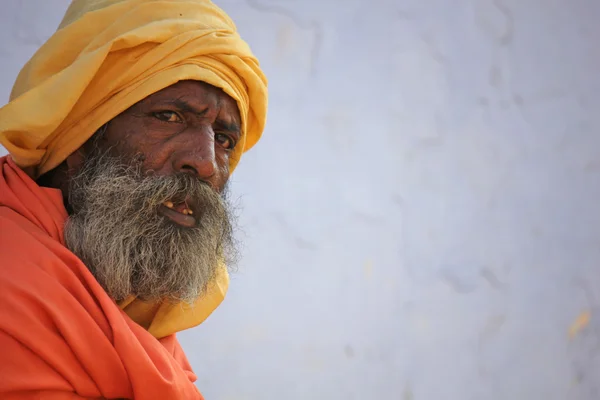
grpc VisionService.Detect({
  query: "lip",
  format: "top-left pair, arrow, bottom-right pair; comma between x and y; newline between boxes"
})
159,204 -> 197,228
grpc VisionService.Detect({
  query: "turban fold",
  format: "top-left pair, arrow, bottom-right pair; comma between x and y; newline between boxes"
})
0,0 -> 268,178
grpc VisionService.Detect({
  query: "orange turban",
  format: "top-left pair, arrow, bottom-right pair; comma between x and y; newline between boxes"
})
0,0 -> 268,178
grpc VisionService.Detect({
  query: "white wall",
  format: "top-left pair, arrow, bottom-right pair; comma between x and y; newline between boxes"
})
1,1 -> 599,399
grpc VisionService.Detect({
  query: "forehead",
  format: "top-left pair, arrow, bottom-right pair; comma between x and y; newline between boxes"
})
139,80 -> 240,118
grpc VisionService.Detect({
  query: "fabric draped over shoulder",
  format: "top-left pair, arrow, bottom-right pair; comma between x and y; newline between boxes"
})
0,156 -> 205,399
0,0 -> 268,178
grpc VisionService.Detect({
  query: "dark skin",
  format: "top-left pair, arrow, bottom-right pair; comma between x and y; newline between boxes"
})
40,80 -> 241,209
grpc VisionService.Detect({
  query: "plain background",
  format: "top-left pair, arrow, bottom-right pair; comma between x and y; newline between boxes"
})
1,1 -> 599,399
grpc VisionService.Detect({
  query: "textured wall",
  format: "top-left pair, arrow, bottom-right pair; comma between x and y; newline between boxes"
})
1,1 -> 599,399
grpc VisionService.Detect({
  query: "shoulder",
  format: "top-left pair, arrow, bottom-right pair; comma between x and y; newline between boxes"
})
0,206 -> 115,339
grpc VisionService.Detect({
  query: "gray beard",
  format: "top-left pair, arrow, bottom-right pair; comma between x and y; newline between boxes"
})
63,150 -> 238,304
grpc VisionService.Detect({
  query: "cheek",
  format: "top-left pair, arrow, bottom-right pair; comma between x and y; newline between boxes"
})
213,152 -> 231,189
117,129 -> 177,170
101,116 -> 154,156
137,147 -> 177,174
121,141 -> 169,171
219,159 -> 230,177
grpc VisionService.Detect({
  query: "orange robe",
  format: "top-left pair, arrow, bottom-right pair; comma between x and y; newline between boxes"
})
0,155 -> 203,399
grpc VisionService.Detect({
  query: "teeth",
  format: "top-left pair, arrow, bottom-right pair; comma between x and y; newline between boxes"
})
162,201 -> 193,216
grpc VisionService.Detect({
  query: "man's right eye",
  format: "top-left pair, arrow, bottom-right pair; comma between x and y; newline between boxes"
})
152,111 -> 182,123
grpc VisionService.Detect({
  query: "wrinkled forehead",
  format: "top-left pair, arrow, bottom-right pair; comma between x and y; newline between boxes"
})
139,81 -> 239,115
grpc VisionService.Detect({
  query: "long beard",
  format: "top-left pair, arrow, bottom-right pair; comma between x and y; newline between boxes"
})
63,151 -> 238,304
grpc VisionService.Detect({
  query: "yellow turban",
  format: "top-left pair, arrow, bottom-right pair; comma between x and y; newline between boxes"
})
0,0 -> 268,179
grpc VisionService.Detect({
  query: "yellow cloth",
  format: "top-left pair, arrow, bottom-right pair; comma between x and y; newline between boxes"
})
119,263 -> 230,339
0,0 -> 268,338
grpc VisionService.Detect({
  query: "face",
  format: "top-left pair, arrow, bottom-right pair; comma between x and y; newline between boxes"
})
62,81 -> 241,303
92,80 -> 240,191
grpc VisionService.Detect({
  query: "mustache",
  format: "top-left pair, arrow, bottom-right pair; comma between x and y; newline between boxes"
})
68,155 -> 227,219
156,175 -> 223,216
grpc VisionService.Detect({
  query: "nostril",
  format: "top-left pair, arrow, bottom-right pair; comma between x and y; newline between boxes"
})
176,157 -> 216,180
180,164 -> 198,177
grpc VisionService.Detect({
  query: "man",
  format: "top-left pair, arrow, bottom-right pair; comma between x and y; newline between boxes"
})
0,0 -> 267,399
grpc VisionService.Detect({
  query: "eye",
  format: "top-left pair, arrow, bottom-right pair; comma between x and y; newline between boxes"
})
152,111 -> 182,123
215,133 -> 235,150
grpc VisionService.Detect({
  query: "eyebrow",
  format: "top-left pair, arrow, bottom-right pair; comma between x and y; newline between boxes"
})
163,99 -> 209,117
163,98 -> 240,135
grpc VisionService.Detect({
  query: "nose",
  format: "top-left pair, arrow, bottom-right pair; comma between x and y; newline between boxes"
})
172,131 -> 217,182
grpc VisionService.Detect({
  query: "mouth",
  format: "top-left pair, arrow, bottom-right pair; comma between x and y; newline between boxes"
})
159,200 -> 196,228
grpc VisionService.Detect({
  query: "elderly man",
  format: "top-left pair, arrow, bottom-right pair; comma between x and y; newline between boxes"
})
0,0 -> 267,399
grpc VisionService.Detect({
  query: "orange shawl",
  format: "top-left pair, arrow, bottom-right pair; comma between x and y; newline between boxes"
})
0,155 -> 202,399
